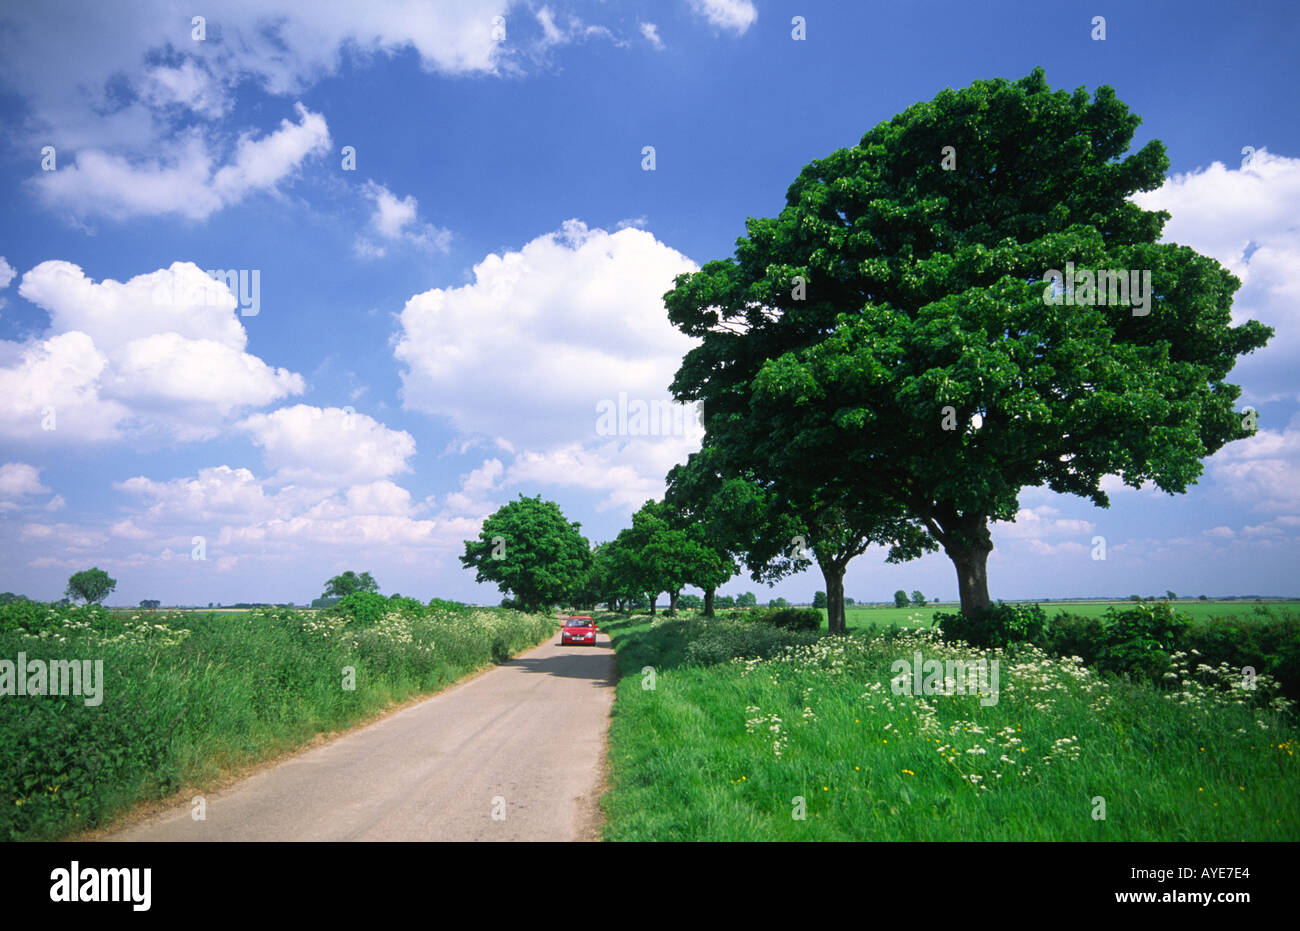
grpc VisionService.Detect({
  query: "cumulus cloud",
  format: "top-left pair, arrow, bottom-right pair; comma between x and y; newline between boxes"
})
1132,148 -> 1300,403
1208,413 -> 1300,514
355,181 -> 452,257
0,257 -> 16,290
2,261 -> 302,444
35,103 -> 331,221
0,462 -> 49,511
236,404 -> 417,486
396,219 -> 697,449
394,219 -> 701,516
98,462 -> 473,574
688,0 -> 758,34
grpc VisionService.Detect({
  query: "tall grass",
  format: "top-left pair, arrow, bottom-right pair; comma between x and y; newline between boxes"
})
601,614 -> 1300,840
0,602 -> 555,841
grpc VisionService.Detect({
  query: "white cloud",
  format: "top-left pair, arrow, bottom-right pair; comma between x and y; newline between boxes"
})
688,0 -> 758,34
0,2 -> 514,150
1208,414 -> 1300,514
1132,148 -> 1300,402
236,404 -> 417,486
105,462 -> 472,567
35,104 -> 330,221
0,257 -> 16,290
2,261 -> 303,444
396,219 -> 697,448
993,505 -> 1095,541
356,181 -> 452,257
139,60 -> 231,118
0,463 -> 49,508
639,22 -> 664,49
394,219 -> 701,516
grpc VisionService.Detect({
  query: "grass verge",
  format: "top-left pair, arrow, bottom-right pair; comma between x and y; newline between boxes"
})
600,612 -> 1299,840
1,602 -> 557,840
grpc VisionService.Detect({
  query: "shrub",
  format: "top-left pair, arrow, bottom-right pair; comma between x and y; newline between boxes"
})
684,620 -> 821,665
766,607 -> 822,631
328,592 -> 390,627
1039,613 -> 1105,666
428,597 -> 472,614
936,602 -> 1047,648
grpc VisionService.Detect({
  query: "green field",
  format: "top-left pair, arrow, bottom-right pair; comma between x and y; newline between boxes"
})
832,600 -> 1300,631
600,611 -> 1299,841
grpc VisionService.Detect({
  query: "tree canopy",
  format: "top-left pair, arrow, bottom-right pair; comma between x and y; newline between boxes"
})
65,568 -> 116,605
461,494 -> 591,612
664,68 -> 1270,618
323,571 -> 379,598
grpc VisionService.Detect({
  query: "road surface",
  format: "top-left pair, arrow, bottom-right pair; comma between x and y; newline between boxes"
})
106,630 -> 618,841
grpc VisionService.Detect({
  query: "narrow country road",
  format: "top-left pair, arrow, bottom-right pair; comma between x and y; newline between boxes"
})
106,630 -> 618,842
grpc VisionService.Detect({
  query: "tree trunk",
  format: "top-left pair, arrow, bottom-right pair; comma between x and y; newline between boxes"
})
648,593 -> 656,616
822,561 -> 847,635
668,589 -> 680,616
949,540 -> 993,616
703,586 -> 715,618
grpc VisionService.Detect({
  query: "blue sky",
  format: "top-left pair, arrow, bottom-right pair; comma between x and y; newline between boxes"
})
1,0 -> 1298,606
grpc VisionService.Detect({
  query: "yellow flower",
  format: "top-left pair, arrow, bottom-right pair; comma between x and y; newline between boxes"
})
901,769 -> 914,776
854,766 -> 860,771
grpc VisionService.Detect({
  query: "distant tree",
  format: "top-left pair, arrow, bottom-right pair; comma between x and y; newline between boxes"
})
812,591 -> 828,609
1198,594 -> 1208,600
679,593 -> 703,610
910,590 -> 927,606
139,599 -> 161,610
736,592 -> 757,607
770,596 -> 790,608
1130,594 -> 1143,602
894,590 -> 910,608
323,571 -> 379,598
1166,590 -> 1178,600
844,596 -> 855,606
461,495 -> 591,612
0,592 -> 30,605
65,568 -> 116,605
310,596 -> 341,609
715,594 -> 736,609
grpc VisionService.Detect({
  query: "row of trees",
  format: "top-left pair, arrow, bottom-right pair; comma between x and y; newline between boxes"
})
465,71 -> 1268,632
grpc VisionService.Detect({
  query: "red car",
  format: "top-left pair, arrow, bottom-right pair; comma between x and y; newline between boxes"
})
561,616 -> 597,645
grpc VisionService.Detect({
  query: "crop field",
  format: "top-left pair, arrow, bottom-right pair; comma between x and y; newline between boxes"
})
830,600 -> 1300,630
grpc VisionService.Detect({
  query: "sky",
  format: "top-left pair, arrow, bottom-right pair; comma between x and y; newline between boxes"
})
0,0 -> 1298,607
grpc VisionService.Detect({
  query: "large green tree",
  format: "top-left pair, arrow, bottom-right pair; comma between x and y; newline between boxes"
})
461,495 -> 591,612
65,568 -> 116,605
665,68 -> 1270,617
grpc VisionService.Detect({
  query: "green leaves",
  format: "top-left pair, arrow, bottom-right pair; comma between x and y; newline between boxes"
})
664,69 -> 1271,615
460,495 -> 591,612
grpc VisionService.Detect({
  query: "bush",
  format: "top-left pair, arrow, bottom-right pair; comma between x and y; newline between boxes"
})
428,597 -> 471,614
936,602 -> 1047,649
766,607 -> 822,631
1039,613 -> 1106,666
684,620 -> 821,665
328,592 -> 390,627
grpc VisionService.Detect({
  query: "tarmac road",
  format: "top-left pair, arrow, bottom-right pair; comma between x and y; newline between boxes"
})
106,628 -> 618,841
